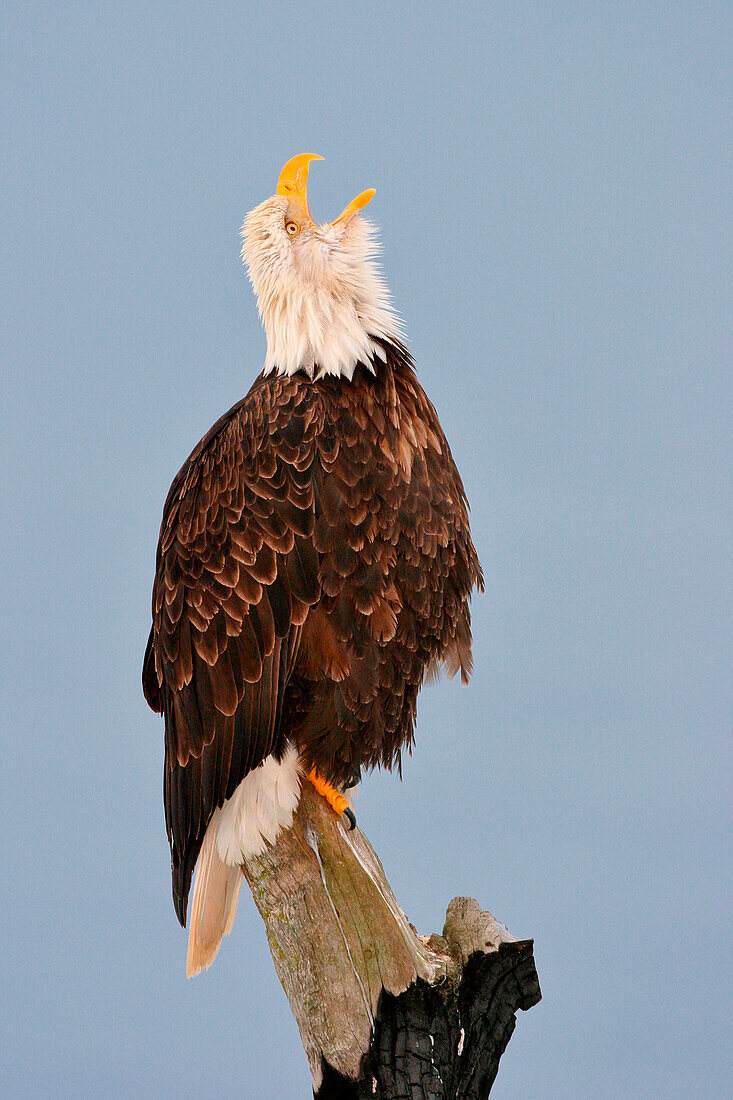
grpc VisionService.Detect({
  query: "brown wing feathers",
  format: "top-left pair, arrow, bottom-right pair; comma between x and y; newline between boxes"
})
288,344 -> 482,784
147,383 -> 322,925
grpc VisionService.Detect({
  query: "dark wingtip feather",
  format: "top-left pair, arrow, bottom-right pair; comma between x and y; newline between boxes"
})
172,848 -> 197,928
142,627 -> 163,712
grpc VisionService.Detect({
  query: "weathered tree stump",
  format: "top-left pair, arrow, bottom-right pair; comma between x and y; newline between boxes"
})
242,784 -> 540,1098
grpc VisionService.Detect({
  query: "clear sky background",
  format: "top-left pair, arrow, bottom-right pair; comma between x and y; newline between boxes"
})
2,3 -> 730,1097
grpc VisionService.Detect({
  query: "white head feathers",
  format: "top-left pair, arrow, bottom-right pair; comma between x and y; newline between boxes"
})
241,180 -> 402,380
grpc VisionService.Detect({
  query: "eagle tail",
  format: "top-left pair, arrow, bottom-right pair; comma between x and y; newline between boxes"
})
186,815 -> 243,978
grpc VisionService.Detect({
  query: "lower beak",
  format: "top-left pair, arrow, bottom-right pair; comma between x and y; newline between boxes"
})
332,188 -> 376,226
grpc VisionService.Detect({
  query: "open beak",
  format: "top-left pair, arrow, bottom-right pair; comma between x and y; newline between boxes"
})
276,154 -> 375,226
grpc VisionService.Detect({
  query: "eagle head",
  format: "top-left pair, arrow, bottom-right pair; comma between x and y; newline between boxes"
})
241,154 -> 401,380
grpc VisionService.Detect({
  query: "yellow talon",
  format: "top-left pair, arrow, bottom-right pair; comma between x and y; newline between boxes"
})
307,768 -> 355,828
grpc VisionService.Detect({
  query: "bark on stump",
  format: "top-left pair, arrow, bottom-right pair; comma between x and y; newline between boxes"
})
242,784 -> 540,1098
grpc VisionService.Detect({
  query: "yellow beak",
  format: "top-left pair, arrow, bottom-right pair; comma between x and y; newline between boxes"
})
332,188 -> 376,225
275,154 -> 375,226
276,153 -> 323,219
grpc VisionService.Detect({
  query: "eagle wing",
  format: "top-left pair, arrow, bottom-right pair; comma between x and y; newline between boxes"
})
143,379 -> 321,925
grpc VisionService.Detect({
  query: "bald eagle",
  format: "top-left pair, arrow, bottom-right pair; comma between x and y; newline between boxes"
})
143,155 -> 483,976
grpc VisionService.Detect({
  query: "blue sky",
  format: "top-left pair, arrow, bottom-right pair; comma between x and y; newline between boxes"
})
2,3 -> 730,1096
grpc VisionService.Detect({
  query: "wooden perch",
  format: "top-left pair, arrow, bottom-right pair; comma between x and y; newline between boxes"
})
242,783 -> 540,1098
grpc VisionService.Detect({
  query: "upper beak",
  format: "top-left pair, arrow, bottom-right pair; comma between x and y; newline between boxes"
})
275,154 -> 375,226
276,153 -> 323,220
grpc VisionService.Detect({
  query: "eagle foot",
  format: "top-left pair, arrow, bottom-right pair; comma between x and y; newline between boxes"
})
307,768 -> 357,830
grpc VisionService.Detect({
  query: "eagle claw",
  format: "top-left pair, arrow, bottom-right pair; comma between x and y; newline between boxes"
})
343,807 -> 357,830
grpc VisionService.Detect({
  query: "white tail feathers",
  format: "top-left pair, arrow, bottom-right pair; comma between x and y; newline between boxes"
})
185,746 -> 303,977
186,811 -> 244,979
